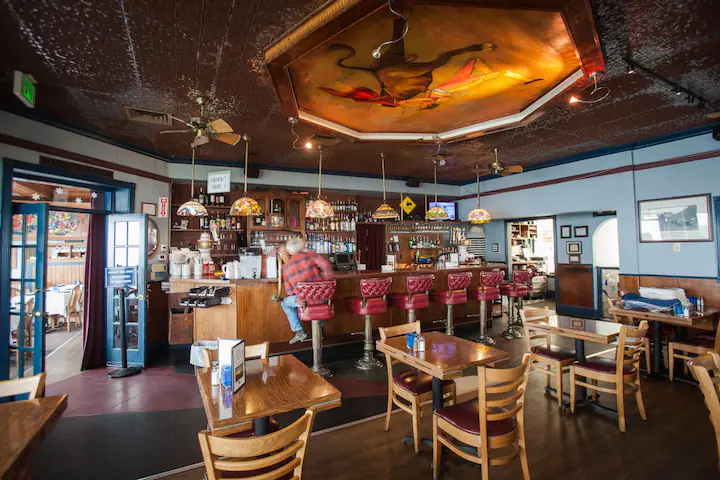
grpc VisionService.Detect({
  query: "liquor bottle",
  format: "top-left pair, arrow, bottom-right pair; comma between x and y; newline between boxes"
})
198,188 -> 205,205
209,194 -> 215,206
221,215 -> 227,230
219,194 -> 224,206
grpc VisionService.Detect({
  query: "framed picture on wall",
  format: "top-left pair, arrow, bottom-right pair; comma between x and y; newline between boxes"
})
638,194 -> 712,242
568,254 -> 581,264
566,241 -> 582,254
491,243 -> 500,253
141,202 -> 157,216
574,226 -> 589,237
560,225 -> 572,239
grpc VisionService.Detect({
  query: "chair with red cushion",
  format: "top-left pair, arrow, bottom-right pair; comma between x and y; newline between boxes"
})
499,270 -> 531,340
512,269 -> 534,328
390,274 -> 435,324
296,280 -> 336,378
347,277 -> 393,370
431,272 -> 473,336
468,270 -> 504,345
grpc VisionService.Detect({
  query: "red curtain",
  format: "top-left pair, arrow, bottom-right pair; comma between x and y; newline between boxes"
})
358,224 -> 385,271
81,213 -> 106,370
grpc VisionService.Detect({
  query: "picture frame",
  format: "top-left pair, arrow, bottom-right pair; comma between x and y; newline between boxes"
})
560,225 -> 572,239
492,243 -> 500,253
574,225 -> 589,238
566,241 -> 582,254
638,194 -> 713,242
568,254 -> 581,264
231,340 -> 246,393
141,202 -> 157,216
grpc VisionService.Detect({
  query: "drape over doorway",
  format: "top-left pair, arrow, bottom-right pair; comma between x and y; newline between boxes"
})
81,213 -> 105,370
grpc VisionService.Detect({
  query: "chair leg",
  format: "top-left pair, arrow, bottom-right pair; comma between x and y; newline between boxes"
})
432,415 -> 441,480
412,396 -> 421,454
385,392 -> 393,432
480,442 -> 490,480
643,338 -> 652,374
635,374 -> 647,421
518,423 -> 530,480
617,382 -> 626,433
590,379 -> 598,402
569,366 -> 576,413
555,363 -> 564,408
501,297 -> 515,340
668,343 -> 675,382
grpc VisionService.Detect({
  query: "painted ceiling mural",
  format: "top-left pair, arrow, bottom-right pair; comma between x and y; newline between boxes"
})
289,6 -> 580,134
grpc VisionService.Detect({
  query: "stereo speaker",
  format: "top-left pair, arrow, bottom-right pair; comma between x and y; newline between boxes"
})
405,179 -> 419,188
246,166 -> 260,178
713,125 -> 720,141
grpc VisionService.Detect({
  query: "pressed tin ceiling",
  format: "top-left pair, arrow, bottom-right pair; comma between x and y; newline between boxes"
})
0,0 -> 718,183
265,0 -> 603,142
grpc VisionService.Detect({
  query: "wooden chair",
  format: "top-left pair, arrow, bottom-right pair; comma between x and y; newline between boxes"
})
11,297 -> 35,367
669,326 -> 719,381
66,285 -> 83,332
433,354 -> 531,480
378,322 -> 456,454
570,321 -> 649,432
521,307 -> 576,408
0,372 -> 46,400
607,297 -> 653,373
198,409 -> 315,480
687,352 -> 720,473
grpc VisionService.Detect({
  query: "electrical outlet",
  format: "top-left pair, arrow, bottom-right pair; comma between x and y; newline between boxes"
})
672,243 -> 681,252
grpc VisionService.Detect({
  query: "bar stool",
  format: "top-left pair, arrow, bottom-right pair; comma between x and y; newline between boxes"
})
469,270 -> 504,345
296,280 -> 337,378
347,277 -> 393,370
499,270 -> 531,340
390,274 -> 435,324
511,269 -> 534,330
431,272 -> 473,336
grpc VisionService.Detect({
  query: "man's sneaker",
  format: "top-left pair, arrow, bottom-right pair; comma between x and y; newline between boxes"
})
289,330 -> 310,344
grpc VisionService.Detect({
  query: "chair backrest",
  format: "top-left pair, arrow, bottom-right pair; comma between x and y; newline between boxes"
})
379,322 -> 421,372
0,372 -> 46,400
448,272 -> 473,291
406,274 -> 435,294
477,354 -> 531,441
198,409 -> 315,480
688,353 -> 720,433
68,285 -> 81,314
359,277 -> 392,298
202,342 -> 270,368
512,269 -> 533,285
520,307 -> 553,347
616,321 -> 649,376
479,271 -> 505,287
295,280 -> 336,303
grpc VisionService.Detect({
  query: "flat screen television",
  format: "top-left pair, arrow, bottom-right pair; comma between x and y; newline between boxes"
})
428,202 -> 456,220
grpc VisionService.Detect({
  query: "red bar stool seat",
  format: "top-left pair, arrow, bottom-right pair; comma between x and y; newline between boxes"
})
430,271 -> 473,336
390,274 -> 435,324
346,277 -> 392,370
296,280 -> 336,378
468,271 -> 504,345
500,270 -> 532,340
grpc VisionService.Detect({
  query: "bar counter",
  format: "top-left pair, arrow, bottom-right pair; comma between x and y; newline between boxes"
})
169,264 -> 507,345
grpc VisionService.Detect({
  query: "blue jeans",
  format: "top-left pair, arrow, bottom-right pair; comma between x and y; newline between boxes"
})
281,295 -> 303,333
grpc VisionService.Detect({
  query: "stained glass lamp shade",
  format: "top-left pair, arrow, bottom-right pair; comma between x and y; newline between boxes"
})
306,145 -> 335,219
177,147 -> 208,217
467,166 -> 491,224
425,158 -> 448,221
230,135 -> 262,216
372,153 -> 399,220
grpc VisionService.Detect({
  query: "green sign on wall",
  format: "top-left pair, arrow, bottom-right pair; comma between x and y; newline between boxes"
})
13,71 -> 36,108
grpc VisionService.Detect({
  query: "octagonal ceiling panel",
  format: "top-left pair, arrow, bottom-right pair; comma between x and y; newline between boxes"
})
266,0 -> 604,142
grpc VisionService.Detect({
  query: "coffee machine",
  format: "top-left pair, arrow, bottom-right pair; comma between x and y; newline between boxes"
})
238,247 -> 263,279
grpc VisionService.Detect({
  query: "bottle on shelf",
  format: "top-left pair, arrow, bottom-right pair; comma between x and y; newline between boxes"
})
198,188 -> 205,205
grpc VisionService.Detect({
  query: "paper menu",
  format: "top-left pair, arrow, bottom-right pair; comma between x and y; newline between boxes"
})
232,341 -> 246,393
218,338 -> 242,368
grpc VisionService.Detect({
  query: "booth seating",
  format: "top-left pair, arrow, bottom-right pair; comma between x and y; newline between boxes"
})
500,270 -> 532,340
347,277 -> 393,370
297,280 -> 337,378
390,274 -> 435,324
469,271 -> 504,345
669,326 -> 719,381
431,272 -> 473,336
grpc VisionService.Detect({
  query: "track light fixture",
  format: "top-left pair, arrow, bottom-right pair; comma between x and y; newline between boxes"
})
288,117 -> 313,150
623,57 -> 709,111
371,0 -> 409,59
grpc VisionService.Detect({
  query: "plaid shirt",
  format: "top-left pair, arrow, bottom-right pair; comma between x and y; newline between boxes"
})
283,250 -> 334,295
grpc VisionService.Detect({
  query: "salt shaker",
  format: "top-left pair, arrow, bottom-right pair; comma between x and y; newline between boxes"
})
211,362 -> 220,386
414,335 -> 426,352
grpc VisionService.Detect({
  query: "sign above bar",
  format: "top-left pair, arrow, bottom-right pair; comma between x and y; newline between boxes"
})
207,170 -> 231,193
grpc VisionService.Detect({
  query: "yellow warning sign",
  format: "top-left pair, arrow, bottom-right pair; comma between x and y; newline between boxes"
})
400,196 -> 416,215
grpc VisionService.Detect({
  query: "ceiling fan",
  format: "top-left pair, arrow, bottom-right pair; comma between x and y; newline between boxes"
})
473,148 -> 524,177
707,111 -> 720,119
161,96 -> 241,148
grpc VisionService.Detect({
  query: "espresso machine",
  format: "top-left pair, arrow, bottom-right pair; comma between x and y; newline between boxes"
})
238,247 -> 263,279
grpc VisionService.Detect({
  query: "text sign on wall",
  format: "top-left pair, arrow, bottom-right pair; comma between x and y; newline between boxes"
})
158,197 -> 169,218
105,267 -> 137,288
13,71 -> 36,108
207,170 -> 231,193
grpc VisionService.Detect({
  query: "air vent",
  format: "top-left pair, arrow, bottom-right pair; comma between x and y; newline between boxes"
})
123,105 -> 174,126
308,134 -> 342,147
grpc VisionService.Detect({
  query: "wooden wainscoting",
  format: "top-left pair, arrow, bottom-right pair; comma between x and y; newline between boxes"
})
556,263 -> 594,309
46,259 -> 85,287
620,275 -> 720,307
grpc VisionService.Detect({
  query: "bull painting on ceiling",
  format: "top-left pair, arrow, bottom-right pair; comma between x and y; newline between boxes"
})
288,5 -> 582,134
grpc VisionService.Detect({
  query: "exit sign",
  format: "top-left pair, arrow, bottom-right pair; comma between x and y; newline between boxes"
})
13,71 -> 36,108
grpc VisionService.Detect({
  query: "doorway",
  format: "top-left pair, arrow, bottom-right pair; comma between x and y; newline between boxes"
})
593,217 -> 620,318
506,218 -> 555,304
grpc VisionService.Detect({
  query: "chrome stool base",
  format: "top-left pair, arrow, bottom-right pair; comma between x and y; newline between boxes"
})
355,356 -> 383,370
313,366 -> 333,378
472,334 -> 496,346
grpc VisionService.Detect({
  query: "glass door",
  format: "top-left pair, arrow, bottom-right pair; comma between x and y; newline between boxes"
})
106,214 -> 147,367
9,203 -> 48,378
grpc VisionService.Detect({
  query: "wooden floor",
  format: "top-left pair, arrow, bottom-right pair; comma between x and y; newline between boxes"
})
166,370 -> 719,480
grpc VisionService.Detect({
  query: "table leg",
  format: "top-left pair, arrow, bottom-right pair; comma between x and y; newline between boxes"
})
575,339 -> 587,401
255,416 -> 269,436
652,320 -> 665,375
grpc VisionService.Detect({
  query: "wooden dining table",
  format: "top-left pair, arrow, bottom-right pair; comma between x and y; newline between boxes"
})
0,394 -> 68,480
528,316 -> 631,414
376,331 -> 508,448
196,354 -> 341,436
608,305 -> 719,375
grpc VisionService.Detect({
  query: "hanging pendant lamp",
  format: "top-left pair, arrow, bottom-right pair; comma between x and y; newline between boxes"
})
230,135 -> 262,216
425,159 -> 449,221
306,145 -> 334,218
373,153 -> 399,220
467,165 -> 492,224
177,147 -> 208,217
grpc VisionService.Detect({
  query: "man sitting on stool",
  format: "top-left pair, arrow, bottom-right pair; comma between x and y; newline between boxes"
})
279,238 -> 334,344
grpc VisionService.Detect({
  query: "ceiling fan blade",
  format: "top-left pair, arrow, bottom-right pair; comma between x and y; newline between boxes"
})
215,132 -> 242,146
208,118 -> 234,133
160,129 -> 193,135
506,165 -> 524,173
169,115 -> 194,127
707,111 -> 720,119
500,172 -> 513,177
191,135 -> 210,148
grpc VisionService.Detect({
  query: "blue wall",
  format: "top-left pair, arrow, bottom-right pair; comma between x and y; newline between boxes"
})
555,213 -> 610,265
